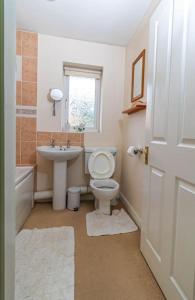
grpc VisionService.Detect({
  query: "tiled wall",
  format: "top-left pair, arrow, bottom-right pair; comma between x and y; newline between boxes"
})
37,132 -> 84,147
16,30 -> 84,165
16,117 -> 37,164
16,31 -> 38,106
16,30 -> 38,165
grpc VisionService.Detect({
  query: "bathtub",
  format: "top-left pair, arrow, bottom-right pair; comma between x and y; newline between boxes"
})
15,166 -> 34,233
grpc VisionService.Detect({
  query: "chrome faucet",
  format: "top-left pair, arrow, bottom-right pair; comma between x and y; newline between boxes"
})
67,139 -> 71,148
50,138 -> 55,148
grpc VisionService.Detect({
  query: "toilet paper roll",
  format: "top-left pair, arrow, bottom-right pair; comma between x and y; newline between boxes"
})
127,146 -> 137,157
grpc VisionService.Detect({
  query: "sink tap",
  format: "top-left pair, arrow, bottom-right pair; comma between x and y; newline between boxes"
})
50,138 -> 55,148
67,139 -> 71,148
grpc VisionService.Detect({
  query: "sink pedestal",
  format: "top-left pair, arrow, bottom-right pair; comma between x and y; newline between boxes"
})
37,145 -> 83,211
53,161 -> 67,210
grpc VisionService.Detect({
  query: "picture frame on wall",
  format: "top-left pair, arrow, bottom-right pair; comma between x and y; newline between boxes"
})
131,49 -> 145,102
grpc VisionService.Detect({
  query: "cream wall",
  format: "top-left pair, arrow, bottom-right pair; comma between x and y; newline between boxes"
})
120,0 -> 161,224
37,34 -> 125,191
120,19 -> 150,223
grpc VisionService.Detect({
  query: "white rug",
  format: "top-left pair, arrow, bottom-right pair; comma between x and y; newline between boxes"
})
86,208 -> 138,236
15,227 -> 74,300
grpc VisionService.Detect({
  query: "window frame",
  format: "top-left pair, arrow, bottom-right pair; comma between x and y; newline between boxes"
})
64,74 -> 101,132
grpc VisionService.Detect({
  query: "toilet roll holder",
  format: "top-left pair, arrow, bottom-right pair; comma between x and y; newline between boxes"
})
133,146 -> 149,165
133,147 -> 143,154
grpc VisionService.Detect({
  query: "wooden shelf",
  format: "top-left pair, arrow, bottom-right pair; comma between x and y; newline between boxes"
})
122,103 -> 146,115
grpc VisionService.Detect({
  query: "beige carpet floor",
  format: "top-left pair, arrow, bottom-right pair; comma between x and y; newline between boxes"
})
23,201 -> 165,300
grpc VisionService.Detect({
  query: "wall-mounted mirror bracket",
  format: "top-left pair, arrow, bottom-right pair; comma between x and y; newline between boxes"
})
48,88 -> 64,116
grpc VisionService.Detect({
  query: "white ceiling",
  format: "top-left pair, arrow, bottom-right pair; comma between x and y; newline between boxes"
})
16,0 -> 152,46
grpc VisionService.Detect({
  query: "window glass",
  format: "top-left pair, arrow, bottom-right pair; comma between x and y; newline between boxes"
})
68,76 -> 97,129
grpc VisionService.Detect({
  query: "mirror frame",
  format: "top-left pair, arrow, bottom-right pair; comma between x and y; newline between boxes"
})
131,49 -> 145,102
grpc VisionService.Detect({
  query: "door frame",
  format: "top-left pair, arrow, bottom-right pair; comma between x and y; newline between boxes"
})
1,0 -> 16,299
0,0 -> 5,298
0,1 -> 4,299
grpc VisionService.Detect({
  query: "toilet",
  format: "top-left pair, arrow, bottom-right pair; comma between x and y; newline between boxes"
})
86,148 -> 119,215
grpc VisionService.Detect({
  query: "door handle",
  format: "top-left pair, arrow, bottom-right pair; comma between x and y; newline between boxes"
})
144,146 -> 149,165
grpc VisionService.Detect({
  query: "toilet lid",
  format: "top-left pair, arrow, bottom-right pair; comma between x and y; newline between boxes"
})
88,150 -> 115,179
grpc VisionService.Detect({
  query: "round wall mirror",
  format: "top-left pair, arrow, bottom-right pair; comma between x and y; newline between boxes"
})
49,89 -> 63,116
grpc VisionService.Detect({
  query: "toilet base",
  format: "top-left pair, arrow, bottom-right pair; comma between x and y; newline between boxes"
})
95,198 -> 111,215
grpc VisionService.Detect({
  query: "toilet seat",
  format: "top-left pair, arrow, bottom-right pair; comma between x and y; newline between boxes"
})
88,150 -> 115,179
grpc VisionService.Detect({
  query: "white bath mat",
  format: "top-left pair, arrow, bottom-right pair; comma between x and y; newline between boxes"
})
86,208 -> 138,236
15,227 -> 74,300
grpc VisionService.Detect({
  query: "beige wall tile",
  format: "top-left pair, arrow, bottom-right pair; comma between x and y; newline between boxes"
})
16,117 -> 21,141
16,81 -> 22,105
16,141 -> 21,165
68,141 -> 83,146
16,30 -> 38,166
22,31 -> 38,57
16,31 -> 22,55
21,117 -> 37,142
16,55 -> 22,81
80,133 -> 84,146
22,81 -> 37,106
67,133 -> 82,145
16,117 -> 21,165
51,132 -> 67,145
21,141 -> 36,164
37,131 -> 52,146
22,57 -> 37,82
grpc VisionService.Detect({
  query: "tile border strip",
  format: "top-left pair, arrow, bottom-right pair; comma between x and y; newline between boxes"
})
16,105 -> 37,117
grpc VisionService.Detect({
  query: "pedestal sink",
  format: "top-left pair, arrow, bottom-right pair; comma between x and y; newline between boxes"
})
37,145 -> 83,210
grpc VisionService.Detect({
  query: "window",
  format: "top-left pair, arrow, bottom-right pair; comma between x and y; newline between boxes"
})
64,64 -> 102,132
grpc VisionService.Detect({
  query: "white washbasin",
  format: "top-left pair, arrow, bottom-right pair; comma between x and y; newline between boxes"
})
37,145 -> 83,211
37,145 -> 83,162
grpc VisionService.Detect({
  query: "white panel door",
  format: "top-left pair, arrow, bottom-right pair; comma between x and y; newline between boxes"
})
141,0 -> 174,292
141,0 -> 195,299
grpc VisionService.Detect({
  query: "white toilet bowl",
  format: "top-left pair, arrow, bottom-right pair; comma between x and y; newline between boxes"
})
90,178 -> 119,215
88,150 -> 120,215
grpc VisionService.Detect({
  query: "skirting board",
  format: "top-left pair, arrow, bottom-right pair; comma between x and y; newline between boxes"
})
120,192 -> 142,229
